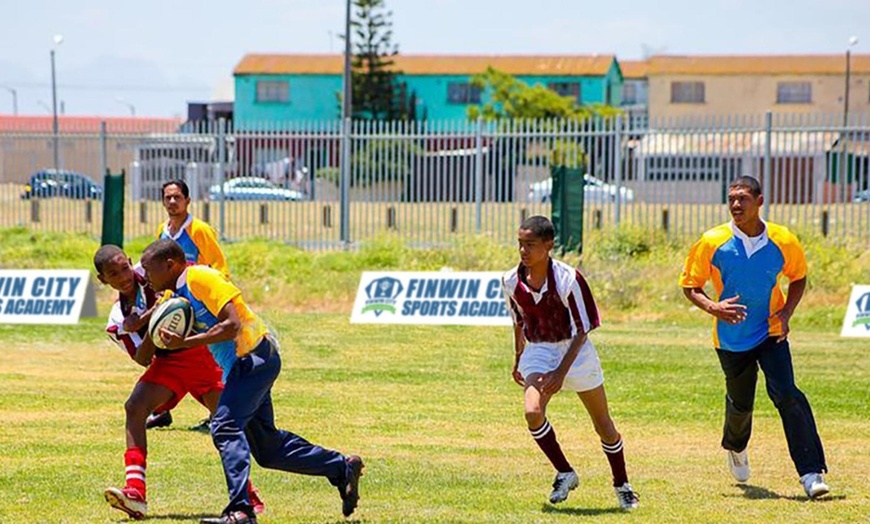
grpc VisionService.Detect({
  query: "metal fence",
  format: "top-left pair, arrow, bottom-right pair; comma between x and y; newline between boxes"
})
1,112 -> 868,249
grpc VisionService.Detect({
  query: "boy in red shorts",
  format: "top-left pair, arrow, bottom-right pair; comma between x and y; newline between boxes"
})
94,245 -> 264,520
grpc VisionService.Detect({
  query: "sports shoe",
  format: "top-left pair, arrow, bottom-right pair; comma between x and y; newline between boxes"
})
145,410 -> 173,429
727,449 -> 750,482
200,511 -> 256,524
104,486 -> 147,520
340,455 -> 364,517
249,487 -> 266,515
189,416 -> 212,433
548,470 -> 579,504
800,472 -> 830,499
614,483 -> 640,510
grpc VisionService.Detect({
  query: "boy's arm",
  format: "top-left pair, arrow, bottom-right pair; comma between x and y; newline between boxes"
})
683,287 -> 747,325
158,300 -> 241,350
132,335 -> 157,367
511,323 -> 525,386
539,330 -> 587,396
772,277 -> 806,342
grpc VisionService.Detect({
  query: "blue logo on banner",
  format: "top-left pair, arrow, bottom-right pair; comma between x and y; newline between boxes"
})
362,277 -> 404,316
854,292 -> 870,331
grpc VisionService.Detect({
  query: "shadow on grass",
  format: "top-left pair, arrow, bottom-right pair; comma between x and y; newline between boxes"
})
542,504 -> 625,516
137,513 -> 215,521
726,484 -> 846,502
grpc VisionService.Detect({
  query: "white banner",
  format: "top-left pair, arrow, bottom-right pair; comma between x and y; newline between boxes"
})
350,271 -> 513,326
0,270 -> 93,324
840,285 -> 870,337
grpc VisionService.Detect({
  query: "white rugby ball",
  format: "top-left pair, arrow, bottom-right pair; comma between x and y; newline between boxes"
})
148,297 -> 194,350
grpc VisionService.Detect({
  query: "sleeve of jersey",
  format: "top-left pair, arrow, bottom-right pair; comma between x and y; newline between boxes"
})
679,237 -> 713,288
187,267 -> 241,318
191,221 -> 230,278
501,277 -> 524,328
563,270 -> 600,335
105,301 -> 140,359
774,231 -> 808,281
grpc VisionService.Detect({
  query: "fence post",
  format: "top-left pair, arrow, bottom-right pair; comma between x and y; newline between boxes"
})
216,118 -> 227,240
662,208 -> 669,232
340,117 -> 351,245
99,120 -> 107,195
450,207 -> 459,233
613,114 -> 623,227
474,116 -> 484,233
259,203 -> 268,225
322,205 -> 333,228
763,111 -> 772,202
821,210 -> 829,237
139,201 -> 147,224
30,199 -> 39,223
387,206 -> 396,229
593,209 -> 602,229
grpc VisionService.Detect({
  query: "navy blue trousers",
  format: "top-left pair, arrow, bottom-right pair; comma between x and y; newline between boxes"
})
716,337 -> 827,476
211,336 -> 348,515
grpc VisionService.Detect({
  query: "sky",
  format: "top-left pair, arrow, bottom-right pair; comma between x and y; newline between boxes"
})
0,0 -> 868,118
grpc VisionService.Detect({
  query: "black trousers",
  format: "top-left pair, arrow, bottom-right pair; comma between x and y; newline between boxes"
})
716,337 -> 827,476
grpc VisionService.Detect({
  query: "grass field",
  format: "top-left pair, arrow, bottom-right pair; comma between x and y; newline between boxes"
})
0,229 -> 868,523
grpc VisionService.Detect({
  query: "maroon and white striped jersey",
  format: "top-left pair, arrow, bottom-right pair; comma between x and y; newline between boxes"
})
502,258 -> 600,343
105,265 -> 159,359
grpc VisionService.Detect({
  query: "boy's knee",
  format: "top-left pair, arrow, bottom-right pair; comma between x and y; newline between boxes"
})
124,397 -> 149,419
524,409 -> 545,428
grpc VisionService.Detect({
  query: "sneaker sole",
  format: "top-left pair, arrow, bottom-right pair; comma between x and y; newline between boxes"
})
549,478 -> 579,504
104,490 -> 146,520
809,487 -> 830,499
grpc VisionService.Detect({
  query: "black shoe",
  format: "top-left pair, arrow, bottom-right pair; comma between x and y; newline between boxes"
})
145,410 -> 173,429
189,417 -> 211,433
200,510 -> 256,524
340,455 -> 364,518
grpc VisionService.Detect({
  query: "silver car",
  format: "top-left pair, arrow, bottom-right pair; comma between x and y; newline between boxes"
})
209,177 -> 305,201
528,174 -> 634,203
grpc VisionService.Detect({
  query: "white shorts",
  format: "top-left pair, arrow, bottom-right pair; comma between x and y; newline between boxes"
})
518,339 -> 604,393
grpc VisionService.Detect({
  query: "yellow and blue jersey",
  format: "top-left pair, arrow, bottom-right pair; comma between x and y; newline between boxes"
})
174,265 -> 268,378
679,221 -> 807,351
158,215 -> 229,278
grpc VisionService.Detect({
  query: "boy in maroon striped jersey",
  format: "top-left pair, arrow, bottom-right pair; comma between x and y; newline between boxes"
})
501,216 -> 639,510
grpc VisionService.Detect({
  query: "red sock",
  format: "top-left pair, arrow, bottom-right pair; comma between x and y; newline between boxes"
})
530,419 -> 572,473
602,437 -> 628,487
124,446 -> 147,497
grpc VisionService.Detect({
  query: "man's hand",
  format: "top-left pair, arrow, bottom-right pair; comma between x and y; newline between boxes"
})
511,364 -> 524,387
538,370 -> 566,396
158,328 -> 189,351
710,295 -> 747,325
771,308 -> 792,343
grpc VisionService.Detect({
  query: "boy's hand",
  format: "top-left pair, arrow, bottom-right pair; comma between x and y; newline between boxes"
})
511,365 -> 524,387
710,295 -> 747,325
158,328 -> 188,350
539,370 -> 566,396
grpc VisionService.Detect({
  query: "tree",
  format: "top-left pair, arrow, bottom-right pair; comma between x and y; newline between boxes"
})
467,67 -> 620,122
342,0 -> 416,120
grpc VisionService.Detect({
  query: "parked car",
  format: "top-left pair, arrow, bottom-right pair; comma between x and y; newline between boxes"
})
528,174 -> 634,204
20,170 -> 103,200
208,177 -> 305,201
854,189 -> 870,203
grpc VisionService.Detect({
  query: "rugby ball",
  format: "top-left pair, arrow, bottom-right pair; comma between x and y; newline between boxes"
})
148,297 -> 194,350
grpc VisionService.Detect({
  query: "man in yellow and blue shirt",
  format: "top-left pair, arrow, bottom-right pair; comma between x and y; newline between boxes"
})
141,239 -> 363,524
679,175 -> 828,500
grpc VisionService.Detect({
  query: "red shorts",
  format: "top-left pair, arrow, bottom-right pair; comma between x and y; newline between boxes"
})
139,345 -> 223,412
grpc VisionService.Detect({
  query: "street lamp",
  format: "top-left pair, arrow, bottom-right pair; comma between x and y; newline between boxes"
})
0,85 -> 17,115
50,34 -> 64,172
115,96 -> 136,116
844,36 -> 859,130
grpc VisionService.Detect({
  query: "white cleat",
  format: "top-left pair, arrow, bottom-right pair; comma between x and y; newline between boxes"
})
800,472 -> 830,499
727,449 -> 750,483
614,482 -> 640,510
548,470 -> 579,504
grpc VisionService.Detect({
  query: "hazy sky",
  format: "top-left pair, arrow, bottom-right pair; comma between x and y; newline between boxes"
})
0,0 -> 867,117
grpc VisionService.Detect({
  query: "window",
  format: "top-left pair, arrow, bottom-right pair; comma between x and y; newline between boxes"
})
256,80 -> 290,103
447,83 -> 482,104
777,82 -> 812,104
548,82 -> 581,103
670,81 -> 705,104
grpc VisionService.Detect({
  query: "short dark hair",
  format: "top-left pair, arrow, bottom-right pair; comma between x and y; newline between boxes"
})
142,238 -> 186,264
162,179 -> 190,199
729,175 -> 762,196
519,215 -> 555,241
94,244 -> 125,274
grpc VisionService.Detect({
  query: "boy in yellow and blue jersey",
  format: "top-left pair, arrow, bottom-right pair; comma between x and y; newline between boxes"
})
679,175 -> 829,500
147,179 -> 229,431
141,239 -> 363,524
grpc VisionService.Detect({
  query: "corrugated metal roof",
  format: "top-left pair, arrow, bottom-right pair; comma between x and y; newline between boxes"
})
234,54 -> 617,76
647,54 -> 870,76
636,130 -> 844,156
0,116 -> 183,134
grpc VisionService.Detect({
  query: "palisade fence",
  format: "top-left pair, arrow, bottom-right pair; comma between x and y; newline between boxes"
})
0,112 -> 868,251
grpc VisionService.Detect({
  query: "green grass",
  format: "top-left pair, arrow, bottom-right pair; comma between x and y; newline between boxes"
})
0,317 -> 868,523
0,228 -> 868,522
